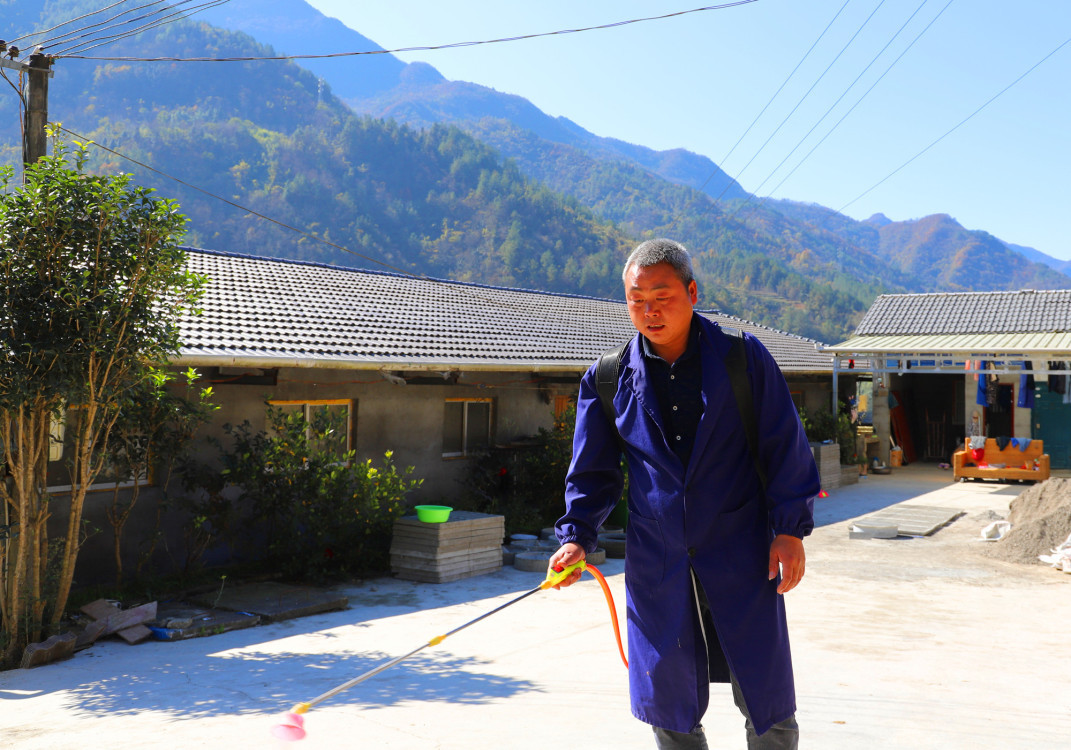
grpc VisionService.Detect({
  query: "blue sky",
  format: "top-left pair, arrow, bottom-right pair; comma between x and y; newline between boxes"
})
306,1 -> 1070,261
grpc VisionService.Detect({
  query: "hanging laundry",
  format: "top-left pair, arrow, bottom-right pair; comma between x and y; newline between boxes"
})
995,436 -> 1011,451
1017,361 -> 1035,409
969,435 -> 986,450
1011,437 -> 1031,452
986,369 -> 999,408
976,362 -> 988,406
1049,362 -> 1067,394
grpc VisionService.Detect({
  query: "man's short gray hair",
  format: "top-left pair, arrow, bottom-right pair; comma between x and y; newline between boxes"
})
622,238 -> 695,286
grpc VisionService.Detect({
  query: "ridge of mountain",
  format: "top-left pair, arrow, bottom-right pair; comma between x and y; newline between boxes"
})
201,0 -> 1071,296
195,2 -> 748,204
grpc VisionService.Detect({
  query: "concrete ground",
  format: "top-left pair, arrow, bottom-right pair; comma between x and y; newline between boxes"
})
2,465 -> 1069,749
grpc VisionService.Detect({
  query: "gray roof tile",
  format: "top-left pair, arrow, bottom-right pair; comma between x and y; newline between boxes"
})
178,248 -> 832,373
855,290 -> 1071,336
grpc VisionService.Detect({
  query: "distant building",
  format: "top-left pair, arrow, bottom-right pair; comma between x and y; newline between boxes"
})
826,289 -> 1071,469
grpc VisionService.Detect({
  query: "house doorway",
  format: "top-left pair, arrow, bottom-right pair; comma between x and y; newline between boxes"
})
985,384 -> 1015,438
902,374 -> 962,462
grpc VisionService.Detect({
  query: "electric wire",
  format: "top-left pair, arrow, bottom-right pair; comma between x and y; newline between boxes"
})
6,0 -> 142,47
837,34 -> 1071,214
57,2 -> 759,61
52,0 -> 233,58
751,0 -> 955,213
716,0 -> 887,201
727,0 -> 934,221
52,124 -> 424,277
704,0 -> 850,199
15,0 -> 174,53
50,124 -> 622,326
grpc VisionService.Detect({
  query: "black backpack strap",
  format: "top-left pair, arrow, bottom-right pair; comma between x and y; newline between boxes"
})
595,341 -> 628,446
721,327 -> 768,493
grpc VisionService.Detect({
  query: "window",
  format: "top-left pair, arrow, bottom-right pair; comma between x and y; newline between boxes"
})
268,399 -> 355,462
46,406 -> 148,492
443,398 -> 492,457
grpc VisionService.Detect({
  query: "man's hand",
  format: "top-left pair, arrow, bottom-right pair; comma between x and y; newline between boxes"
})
768,534 -> 805,594
548,542 -> 586,589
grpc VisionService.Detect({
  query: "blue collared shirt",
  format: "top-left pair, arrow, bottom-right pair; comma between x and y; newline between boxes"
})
641,314 -> 704,467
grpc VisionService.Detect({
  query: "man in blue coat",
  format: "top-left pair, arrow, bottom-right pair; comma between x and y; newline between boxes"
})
551,239 -> 820,749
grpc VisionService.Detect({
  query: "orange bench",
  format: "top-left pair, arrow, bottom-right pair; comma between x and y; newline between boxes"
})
952,438 -> 1050,483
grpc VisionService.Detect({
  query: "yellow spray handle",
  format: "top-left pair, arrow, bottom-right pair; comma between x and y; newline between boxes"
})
541,559 -> 587,589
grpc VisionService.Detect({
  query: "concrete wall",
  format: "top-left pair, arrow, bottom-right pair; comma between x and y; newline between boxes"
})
190,366 -> 577,502
52,366 -> 580,586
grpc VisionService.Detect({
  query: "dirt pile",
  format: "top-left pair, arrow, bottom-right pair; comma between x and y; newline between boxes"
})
983,478 -> 1071,564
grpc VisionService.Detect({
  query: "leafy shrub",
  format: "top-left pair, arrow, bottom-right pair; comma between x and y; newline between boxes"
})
798,401 -> 858,464
177,403 -> 421,578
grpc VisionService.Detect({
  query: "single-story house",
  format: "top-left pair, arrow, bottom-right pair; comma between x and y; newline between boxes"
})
824,289 -> 1071,469
59,247 -> 842,582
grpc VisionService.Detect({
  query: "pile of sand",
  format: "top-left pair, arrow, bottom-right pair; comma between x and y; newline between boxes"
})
983,478 -> 1071,564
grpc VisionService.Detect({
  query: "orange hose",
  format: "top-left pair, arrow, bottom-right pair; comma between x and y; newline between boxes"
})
584,563 -> 628,669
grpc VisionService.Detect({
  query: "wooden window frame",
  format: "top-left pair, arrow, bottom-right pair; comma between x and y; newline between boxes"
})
442,397 -> 494,458
267,398 -> 356,458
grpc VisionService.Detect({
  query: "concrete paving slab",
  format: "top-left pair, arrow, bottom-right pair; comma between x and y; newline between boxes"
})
853,505 -> 966,536
190,581 -> 348,623
2,465 -> 1069,749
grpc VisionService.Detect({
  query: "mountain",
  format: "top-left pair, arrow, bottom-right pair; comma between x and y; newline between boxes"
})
773,202 -> 1071,292
1,1 -> 634,299
1003,241 -> 1071,278
195,2 -> 749,205
197,2 -> 1071,300
9,0 -> 1068,345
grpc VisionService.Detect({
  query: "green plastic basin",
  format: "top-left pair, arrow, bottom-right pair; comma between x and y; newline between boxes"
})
414,505 -> 453,523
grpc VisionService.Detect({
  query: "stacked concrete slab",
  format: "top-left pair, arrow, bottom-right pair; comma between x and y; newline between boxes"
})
811,442 -> 843,490
390,510 -> 505,583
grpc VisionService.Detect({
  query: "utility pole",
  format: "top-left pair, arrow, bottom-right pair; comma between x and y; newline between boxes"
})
0,44 -> 55,174
23,50 -> 52,168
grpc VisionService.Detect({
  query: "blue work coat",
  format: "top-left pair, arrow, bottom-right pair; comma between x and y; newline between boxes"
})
556,316 -> 819,735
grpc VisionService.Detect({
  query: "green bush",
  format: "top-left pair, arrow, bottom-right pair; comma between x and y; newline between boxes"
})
798,401 -> 858,464
178,403 -> 421,578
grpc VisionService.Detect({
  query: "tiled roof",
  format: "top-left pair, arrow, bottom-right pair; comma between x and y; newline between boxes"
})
178,248 -> 832,373
853,290 -> 1071,336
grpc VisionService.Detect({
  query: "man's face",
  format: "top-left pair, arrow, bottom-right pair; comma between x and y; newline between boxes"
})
624,261 -> 698,362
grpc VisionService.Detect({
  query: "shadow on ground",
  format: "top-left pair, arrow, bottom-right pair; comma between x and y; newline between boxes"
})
61,645 -> 541,719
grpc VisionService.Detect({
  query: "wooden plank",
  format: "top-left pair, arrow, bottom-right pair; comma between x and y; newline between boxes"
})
117,624 -> 153,645
20,632 -> 76,669
80,599 -> 120,622
103,601 -> 157,636
74,619 -> 107,651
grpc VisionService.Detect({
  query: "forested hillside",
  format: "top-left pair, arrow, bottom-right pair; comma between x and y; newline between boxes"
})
8,1 -> 1066,345
0,2 -> 635,300
771,202 -> 1071,292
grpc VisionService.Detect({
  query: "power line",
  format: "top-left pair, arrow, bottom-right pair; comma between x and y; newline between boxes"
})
53,124 -> 416,276
729,0 -> 933,219
702,0 -> 850,198
756,0 -> 954,208
7,0 -> 145,47
53,0 -> 233,58
41,1 -> 200,54
838,34 -> 1071,214
715,0 -> 887,201
51,124 -> 620,324
57,2 -> 759,61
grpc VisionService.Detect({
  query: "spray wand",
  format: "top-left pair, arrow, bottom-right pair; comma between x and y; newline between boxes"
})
270,559 -> 626,742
